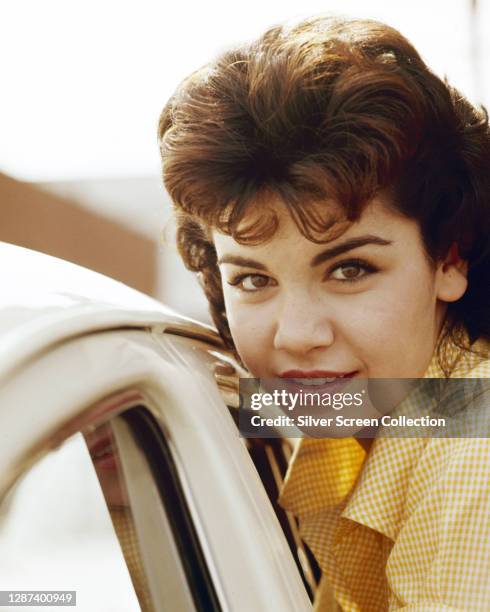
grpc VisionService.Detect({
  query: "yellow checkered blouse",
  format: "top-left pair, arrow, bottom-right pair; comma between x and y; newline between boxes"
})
279,334 -> 490,611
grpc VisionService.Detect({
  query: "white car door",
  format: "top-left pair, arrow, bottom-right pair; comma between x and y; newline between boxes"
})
0,326 -> 312,611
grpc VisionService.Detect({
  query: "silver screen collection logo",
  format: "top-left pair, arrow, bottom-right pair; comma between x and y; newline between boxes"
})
235,378 -> 477,438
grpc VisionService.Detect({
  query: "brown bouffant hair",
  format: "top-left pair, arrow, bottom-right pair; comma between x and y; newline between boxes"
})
158,15 -> 490,363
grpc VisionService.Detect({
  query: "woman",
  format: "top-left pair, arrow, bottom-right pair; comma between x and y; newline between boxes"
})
158,16 -> 490,611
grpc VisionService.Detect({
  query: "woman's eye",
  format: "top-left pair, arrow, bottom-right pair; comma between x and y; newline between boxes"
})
329,260 -> 376,282
228,273 -> 274,292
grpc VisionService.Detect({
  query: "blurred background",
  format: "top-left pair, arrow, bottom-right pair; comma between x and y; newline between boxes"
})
1,0 -> 489,324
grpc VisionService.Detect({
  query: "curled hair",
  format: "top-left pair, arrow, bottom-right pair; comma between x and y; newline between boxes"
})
159,15 -> 490,359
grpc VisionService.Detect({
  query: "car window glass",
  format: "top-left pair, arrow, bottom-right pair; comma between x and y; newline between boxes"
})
0,432 -> 142,612
0,402 -> 222,612
84,421 -> 156,611
97,407 -> 220,612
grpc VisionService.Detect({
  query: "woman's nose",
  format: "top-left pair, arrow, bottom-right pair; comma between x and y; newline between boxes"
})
272,295 -> 335,354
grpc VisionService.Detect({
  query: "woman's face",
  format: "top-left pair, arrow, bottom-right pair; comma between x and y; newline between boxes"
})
213,196 -> 467,380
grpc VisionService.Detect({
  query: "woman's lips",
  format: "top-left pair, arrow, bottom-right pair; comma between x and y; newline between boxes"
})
269,370 -> 358,395
279,369 -> 357,378
88,435 -> 117,470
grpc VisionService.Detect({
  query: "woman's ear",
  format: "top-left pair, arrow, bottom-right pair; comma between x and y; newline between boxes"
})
435,242 -> 468,302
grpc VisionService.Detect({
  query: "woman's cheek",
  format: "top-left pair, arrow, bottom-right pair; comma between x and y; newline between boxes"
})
226,301 -> 272,374
340,295 -> 406,356
347,290 -> 436,377
230,323 -> 266,375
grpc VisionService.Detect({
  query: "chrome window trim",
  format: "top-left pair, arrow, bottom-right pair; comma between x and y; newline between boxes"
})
112,415 -> 197,612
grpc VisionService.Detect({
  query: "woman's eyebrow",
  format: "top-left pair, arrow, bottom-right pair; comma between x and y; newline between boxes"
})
217,255 -> 269,271
311,235 -> 393,266
216,236 -> 391,270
